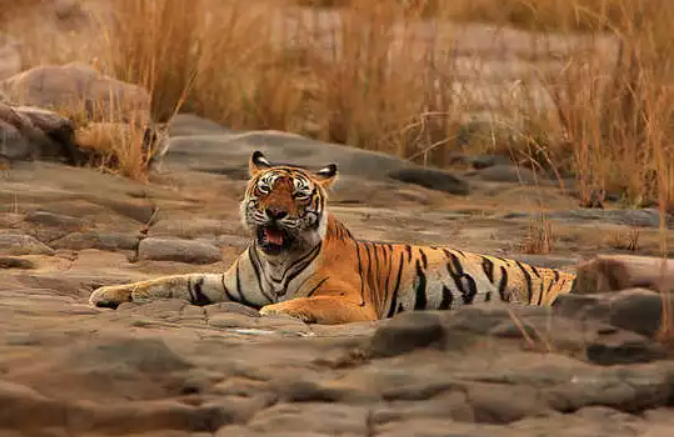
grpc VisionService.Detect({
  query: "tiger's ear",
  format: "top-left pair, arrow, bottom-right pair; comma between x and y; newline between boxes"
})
315,163 -> 338,189
249,151 -> 271,176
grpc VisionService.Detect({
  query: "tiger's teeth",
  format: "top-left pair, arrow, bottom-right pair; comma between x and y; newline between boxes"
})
264,228 -> 284,245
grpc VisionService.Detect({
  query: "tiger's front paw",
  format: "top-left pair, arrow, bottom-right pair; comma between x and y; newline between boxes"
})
259,303 -> 317,324
88,284 -> 138,309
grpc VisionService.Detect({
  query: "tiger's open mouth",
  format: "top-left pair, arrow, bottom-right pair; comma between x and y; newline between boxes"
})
257,225 -> 294,255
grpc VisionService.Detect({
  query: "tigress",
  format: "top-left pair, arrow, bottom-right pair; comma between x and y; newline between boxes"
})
88,151 -> 578,324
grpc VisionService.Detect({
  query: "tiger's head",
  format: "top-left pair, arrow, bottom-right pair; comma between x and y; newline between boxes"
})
241,151 -> 338,257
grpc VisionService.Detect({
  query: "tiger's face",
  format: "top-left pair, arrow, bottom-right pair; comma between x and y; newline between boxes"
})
241,151 -> 338,257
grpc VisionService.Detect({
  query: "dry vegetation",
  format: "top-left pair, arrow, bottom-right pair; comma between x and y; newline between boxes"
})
3,0 -> 673,216
520,214 -> 556,255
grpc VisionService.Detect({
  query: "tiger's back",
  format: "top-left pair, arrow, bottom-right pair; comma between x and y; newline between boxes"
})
311,216 -> 578,319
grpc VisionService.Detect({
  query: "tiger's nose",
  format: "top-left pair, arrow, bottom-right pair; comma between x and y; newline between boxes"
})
265,207 -> 288,220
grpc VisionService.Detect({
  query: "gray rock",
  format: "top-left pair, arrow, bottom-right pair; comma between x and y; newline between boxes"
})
138,237 -> 222,264
0,233 -> 54,256
2,62 -> 151,125
165,114 -> 469,194
273,378 -> 381,404
553,289 -> 665,339
52,230 -> 139,252
607,291 -> 664,338
70,337 -> 194,375
205,302 -> 261,318
150,218 -> 244,239
0,118 -> 32,160
387,167 -> 470,196
0,256 -> 36,269
246,403 -> 369,436
368,312 -> 445,358
449,153 -> 512,169
0,103 -> 83,164
504,208 -> 673,228
24,210 -> 85,229
585,332 -> 668,366
462,164 -> 552,185
208,313 -> 260,329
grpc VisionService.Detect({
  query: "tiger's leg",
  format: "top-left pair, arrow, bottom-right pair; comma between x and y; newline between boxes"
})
89,273 -> 228,309
259,296 -> 378,325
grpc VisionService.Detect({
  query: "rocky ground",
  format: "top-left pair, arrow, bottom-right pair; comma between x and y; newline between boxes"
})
0,113 -> 674,436
2,2 -> 674,436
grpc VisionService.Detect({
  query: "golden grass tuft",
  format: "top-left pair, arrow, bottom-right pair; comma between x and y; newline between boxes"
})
520,214 -> 556,255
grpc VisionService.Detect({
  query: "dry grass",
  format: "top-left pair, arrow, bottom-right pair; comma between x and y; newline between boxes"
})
4,0 -> 673,209
607,227 -> 641,252
294,0 -> 630,32
520,214 -> 556,255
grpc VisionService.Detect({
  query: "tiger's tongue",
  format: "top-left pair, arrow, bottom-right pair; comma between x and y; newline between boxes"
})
263,228 -> 285,246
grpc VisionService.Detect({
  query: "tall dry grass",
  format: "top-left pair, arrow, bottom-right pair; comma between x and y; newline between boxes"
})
3,0 -> 673,212
88,0 -> 672,209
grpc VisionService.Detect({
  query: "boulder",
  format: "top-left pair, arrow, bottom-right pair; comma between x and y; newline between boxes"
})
1,62 -> 151,125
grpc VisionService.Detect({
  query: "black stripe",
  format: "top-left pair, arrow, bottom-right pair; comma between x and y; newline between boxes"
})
569,277 -> 578,293
192,277 -> 212,306
187,276 -> 195,302
439,285 -> 453,310
397,303 -> 405,313
370,243 -> 379,295
553,269 -> 560,283
281,243 -> 323,297
235,261 -> 249,305
460,275 -> 477,304
413,259 -> 427,310
275,242 -> 323,289
221,274 -> 239,303
515,261 -> 533,304
530,264 -> 541,278
536,282 -> 544,305
387,244 -> 394,251
445,250 -> 477,304
498,266 -> 509,301
404,245 -> 412,262
306,277 -> 330,297
385,253 -> 405,318
481,256 -> 495,283
419,249 -> 428,270
249,246 -> 274,302
445,253 -> 466,296
355,242 -> 366,306
382,245 -> 392,298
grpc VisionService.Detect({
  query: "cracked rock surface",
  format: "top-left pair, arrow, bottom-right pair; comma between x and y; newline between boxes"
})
1,114 -> 673,436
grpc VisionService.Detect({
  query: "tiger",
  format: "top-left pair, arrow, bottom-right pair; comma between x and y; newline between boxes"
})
88,150 -> 578,324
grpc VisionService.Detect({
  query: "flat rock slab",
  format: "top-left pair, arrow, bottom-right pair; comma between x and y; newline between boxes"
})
138,237 -> 223,265
166,116 -> 470,196
0,233 -> 54,256
0,289 -> 673,436
0,113 -> 673,436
